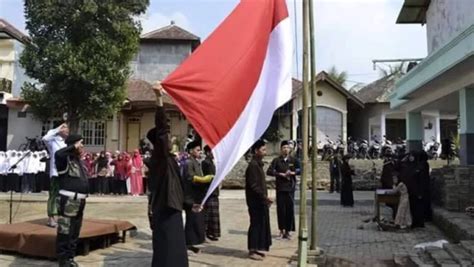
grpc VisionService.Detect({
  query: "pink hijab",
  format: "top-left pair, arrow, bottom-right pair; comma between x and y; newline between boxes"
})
132,149 -> 143,167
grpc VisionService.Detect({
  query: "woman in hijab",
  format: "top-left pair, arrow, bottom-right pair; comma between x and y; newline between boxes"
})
83,153 -> 95,193
111,153 -> 128,195
340,155 -> 355,207
95,151 -> 109,196
0,152 -> 6,192
401,151 -> 424,228
130,149 -> 144,196
418,151 -> 432,222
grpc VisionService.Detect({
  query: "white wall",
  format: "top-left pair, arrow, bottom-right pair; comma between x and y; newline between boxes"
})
426,0 -> 474,54
7,109 -> 43,150
12,41 -> 35,97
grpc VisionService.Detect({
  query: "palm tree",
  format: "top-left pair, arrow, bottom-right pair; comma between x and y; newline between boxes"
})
378,62 -> 406,78
327,65 -> 348,86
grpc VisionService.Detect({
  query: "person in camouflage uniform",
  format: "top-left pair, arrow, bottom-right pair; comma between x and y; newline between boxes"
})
55,134 -> 89,267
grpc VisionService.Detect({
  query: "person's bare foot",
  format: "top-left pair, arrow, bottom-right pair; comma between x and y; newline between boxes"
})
249,252 -> 263,261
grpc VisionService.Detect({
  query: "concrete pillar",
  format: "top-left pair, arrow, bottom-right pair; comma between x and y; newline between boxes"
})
380,113 -> 386,140
342,111 -> 347,146
406,111 -> 423,152
459,87 -> 474,165
435,112 -> 441,144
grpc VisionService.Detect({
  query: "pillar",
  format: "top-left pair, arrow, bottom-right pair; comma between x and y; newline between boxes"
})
459,87 -> 474,165
380,113 -> 386,140
406,111 -> 423,152
342,111 -> 347,147
435,112 -> 441,144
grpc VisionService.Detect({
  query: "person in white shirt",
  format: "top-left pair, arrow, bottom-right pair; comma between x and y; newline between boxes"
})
42,123 -> 69,227
24,151 -> 40,193
7,150 -> 21,192
0,152 -> 6,191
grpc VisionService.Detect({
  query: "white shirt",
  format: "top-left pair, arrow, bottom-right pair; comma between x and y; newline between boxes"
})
25,151 -> 39,174
14,152 -> 24,175
38,151 -> 47,173
0,153 -> 6,175
42,126 -> 66,177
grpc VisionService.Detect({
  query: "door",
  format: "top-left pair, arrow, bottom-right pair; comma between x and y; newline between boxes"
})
127,118 -> 140,152
317,107 -> 342,144
0,105 -> 7,151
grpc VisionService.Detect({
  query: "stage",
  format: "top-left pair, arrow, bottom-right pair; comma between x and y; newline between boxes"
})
0,218 -> 136,259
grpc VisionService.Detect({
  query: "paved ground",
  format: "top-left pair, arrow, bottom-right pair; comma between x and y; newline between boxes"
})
0,190 -> 449,266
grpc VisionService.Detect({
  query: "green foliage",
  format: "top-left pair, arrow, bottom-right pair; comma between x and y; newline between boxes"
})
327,65 -> 348,87
20,0 -> 149,131
0,78 -> 12,93
263,125 -> 283,143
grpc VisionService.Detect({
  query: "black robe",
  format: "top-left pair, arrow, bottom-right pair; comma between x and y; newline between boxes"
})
184,157 -> 206,246
148,106 -> 192,267
400,158 -> 424,228
340,161 -> 354,207
381,159 -> 396,189
245,157 -> 271,251
266,155 -> 299,232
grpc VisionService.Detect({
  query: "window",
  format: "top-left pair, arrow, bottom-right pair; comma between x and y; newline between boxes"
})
41,119 -> 63,136
81,121 -> 106,146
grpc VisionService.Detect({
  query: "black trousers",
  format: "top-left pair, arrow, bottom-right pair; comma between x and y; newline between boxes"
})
152,208 -> 188,267
276,191 -> 295,232
330,172 -> 340,192
409,195 -> 425,228
56,194 -> 86,262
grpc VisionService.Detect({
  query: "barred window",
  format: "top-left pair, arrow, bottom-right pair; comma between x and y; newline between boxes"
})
81,121 -> 105,146
41,120 -> 63,136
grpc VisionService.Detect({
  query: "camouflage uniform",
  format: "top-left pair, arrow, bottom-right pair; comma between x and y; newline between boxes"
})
54,139 -> 89,267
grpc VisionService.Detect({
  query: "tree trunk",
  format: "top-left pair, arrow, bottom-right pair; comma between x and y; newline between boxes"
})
68,114 -> 80,134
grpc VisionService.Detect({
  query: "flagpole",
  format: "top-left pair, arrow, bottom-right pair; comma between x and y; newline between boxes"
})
309,0 -> 320,253
297,0 -> 309,265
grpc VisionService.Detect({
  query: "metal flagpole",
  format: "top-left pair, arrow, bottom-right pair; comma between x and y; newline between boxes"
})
297,0 -> 309,265
309,0 -> 320,253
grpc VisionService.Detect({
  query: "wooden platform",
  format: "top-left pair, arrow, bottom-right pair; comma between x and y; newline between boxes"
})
0,218 -> 136,259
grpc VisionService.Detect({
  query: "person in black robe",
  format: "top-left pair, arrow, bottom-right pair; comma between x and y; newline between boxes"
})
202,145 -> 221,241
266,140 -> 300,240
381,153 -> 397,219
418,151 -> 432,222
340,155 -> 354,207
401,151 -> 425,228
329,154 -> 341,193
183,140 -> 207,254
147,84 -> 200,267
246,139 -> 272,261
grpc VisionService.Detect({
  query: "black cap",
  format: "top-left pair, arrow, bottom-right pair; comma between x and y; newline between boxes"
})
65,134 -> 83,145
251,139 -> 266,153
186,140 -> 201,151
280,140 -> 289,148
146,128 -> 156,143
204,145 -> 211,154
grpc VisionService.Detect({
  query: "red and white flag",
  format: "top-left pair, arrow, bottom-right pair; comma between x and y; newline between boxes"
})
162,0 -> 292,203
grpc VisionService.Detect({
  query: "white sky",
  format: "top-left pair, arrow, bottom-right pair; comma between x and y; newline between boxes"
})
0,0 -> 427,88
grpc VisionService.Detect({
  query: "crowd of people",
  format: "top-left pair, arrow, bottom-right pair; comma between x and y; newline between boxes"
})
0,150 -> 50,193
0,149 -> 152,197
328,149 -> 433,231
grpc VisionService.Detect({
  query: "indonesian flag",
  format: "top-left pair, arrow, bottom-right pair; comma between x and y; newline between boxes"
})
162,0 -> 292,203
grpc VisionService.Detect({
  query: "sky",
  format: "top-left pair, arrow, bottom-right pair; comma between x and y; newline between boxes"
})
0,0 -> 428,88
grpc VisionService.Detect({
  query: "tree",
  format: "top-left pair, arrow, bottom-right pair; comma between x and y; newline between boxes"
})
327,65 -> 348,87
20,0 -> 149,132
378,62 -> 406,78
